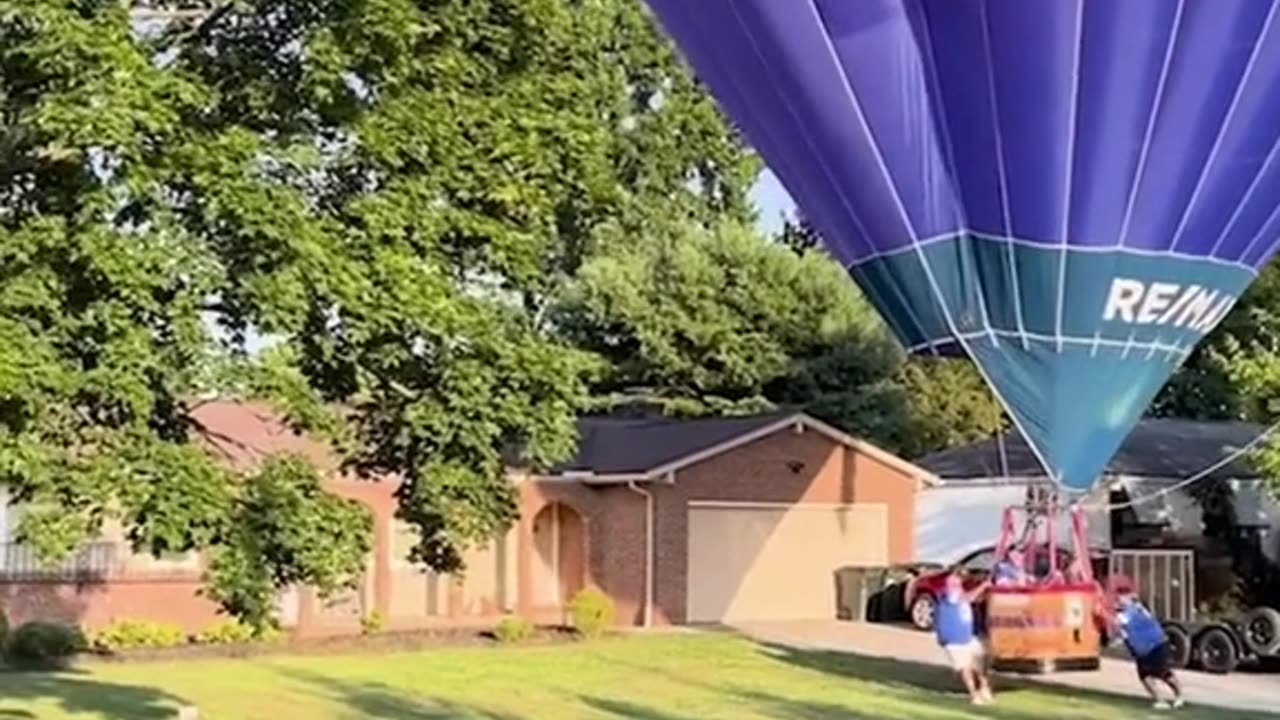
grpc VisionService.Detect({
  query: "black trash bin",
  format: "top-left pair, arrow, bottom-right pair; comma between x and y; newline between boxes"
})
868,565 -> 919,622
834,564 -> 920,623
835,566 -> 903,621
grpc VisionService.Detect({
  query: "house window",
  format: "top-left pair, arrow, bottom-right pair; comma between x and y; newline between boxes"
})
0,493 -> 197,577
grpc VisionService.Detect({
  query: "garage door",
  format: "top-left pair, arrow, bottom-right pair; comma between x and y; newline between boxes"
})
686,501 -> 888,623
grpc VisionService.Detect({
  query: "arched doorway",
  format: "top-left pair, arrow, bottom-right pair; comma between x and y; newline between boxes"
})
531,503 -> 585,609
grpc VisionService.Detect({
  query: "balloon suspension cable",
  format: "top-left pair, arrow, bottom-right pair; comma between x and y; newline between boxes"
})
1075,416 -> 1280,512
996,413 -> 1010,481
990,385 -> 1010,480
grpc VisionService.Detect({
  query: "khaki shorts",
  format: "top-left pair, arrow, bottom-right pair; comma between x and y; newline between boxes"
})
943,638 -> 984,671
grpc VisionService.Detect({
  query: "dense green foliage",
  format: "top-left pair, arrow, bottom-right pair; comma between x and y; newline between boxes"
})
554,219 -> 903,431
90,619 -> 186,652
567,587 -> 615,639
0,0 -> 759,624
556,214 -> 1004,455
4,621 -> 87,666
194,618 -> 281,645
493,614 -> 534,644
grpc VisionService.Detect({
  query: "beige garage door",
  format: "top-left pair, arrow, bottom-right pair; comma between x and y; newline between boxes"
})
686,501 -> 888,623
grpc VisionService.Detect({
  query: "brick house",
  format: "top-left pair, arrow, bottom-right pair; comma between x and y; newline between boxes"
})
0,403 -> 932,633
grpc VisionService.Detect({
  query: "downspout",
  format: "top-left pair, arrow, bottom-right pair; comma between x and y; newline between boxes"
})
626,481 -> 655,628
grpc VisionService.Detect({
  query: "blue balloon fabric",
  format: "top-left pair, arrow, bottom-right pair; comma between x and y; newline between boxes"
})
645,0 -> 1280,492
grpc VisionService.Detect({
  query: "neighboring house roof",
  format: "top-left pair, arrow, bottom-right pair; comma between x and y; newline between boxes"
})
918,418 -> 1265,482
187,400 -> 365,481
543,412 -> 937,486
190,401 -> 936,488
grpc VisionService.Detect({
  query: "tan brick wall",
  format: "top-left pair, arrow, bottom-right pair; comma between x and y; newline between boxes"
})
511,427 -> 918,628
845,448 -> 917,563
0,475 -> 404,638
650,428 -> 839,625
0,578 -> 220,632
514,480 -> 647,624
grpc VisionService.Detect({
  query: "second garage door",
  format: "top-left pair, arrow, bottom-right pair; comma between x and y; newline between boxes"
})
686,501 -> 888,623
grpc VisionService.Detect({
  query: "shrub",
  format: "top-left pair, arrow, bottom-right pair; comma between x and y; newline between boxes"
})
5,621 -> 87,666
493,615 -> 533,644
568,588 -> 615,639
0,609 -> 9,646
91,619 -> 186,652
195,619 -> 280,645
360,610 -> 386,636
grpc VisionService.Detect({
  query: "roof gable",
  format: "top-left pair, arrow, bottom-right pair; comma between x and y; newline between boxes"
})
543,412 -> 936,485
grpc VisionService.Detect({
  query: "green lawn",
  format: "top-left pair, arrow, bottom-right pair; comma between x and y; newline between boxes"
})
0,633 -> 1273,720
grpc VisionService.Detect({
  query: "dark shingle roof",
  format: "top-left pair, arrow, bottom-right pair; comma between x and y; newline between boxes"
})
918,418 -> 1264,481
549,412 -> 797,476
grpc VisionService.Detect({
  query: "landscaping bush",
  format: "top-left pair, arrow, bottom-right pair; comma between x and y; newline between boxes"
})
91,619 -> 186,652
4,621 -> 87,666
0,608 -> 9,647
493,615 -> 533,644
568,588 -> 615,639
196,619 -> 281,645
360,610 -> 386,636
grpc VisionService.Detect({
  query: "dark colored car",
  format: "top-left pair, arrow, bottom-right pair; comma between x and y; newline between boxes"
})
905,544 -> 1109,631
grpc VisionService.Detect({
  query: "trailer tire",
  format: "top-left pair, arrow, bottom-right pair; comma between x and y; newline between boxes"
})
1243,606 -> 1280,656
1162,622 -> 1192,669
1195,626 -> 1239,675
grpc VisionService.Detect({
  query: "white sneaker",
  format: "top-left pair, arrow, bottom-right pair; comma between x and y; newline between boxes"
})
1152,700 -> 1171,710
1171,697 -> 1186,710
980,687 -> 994,704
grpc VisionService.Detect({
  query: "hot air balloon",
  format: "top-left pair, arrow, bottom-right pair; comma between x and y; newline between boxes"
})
643,0 -> 1280,497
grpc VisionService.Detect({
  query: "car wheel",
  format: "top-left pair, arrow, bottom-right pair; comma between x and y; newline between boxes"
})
1243,607 -> 1280,656
1163,623 -> 1192,669
1195,626 -> 1239,675
910,593 -> 936,631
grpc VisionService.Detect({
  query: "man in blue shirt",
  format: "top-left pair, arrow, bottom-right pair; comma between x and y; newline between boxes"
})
935,571 -> 993,705
992,548 -> 1028,586
1113,584 -> 1184,710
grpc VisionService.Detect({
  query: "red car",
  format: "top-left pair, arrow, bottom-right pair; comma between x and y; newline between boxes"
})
906,544 -> 1109,631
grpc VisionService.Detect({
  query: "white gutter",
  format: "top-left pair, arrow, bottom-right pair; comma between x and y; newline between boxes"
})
626,480 -> 655,628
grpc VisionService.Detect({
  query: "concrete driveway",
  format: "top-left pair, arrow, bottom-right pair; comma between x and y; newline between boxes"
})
737,620 -> 1280,715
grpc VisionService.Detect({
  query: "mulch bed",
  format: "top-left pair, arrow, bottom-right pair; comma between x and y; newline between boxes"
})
79,625 -> 584,665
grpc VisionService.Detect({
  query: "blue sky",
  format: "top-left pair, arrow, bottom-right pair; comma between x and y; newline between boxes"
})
750,168 -> 796,236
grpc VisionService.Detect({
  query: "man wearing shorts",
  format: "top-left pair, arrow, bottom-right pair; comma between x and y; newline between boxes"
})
1114,583 -> 1185,710
934,571 -> 992,705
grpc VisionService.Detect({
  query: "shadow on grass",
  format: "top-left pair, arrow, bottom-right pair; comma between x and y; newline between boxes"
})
0,670 -> 183,719
581,692 -> 888,720
753,640 -> 1280,720
278,667 -> 525,719
730,688 -> 904,720
579,696 -> 697,719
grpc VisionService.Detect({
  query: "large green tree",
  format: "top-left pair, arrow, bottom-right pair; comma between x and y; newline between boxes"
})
889,357 -> 1005,460
1150,264 -> 1280,421
553,218 -> 912,445
761,212 -> 1006,455
0,0 -> 755,622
